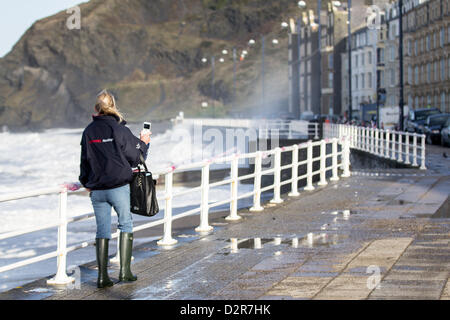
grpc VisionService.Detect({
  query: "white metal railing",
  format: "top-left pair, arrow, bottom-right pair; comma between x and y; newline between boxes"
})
324,123 -> 426,170
0,136 -> 351,286
178,118 -> 320,140
258,120 -> 319,140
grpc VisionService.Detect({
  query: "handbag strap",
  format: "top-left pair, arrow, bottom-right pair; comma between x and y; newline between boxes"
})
139,153 -> 150,173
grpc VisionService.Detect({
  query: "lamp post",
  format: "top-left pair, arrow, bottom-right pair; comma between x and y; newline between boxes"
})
248,37 -> 267,111
398,0 -> 404,131
347,0 -> 352,123
201,56 -> 216,118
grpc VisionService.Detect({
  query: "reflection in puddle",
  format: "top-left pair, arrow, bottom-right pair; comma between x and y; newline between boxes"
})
322,209 -> 359,221
226,233 -> 346,254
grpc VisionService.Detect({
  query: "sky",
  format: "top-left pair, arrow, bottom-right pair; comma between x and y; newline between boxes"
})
0,0 -> 85,57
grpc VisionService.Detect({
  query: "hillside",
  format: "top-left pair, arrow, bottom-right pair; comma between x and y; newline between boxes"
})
0,0 -> 321,129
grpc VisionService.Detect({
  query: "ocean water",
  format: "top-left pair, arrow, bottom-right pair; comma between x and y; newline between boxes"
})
0,125 -> 255,292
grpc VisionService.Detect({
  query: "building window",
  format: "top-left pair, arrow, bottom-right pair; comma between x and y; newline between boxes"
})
426,34 -> 430,51
389,95 -> 396,106
415,96 -> 419,108
441,59 -> 446,80
407,39 -> 412,56
328,72 -> 333,88
368,51 -> 372,64
448,57 -> 450,79
380,70 -> 385,87
421,64 -> 425,83
361,73 -> 365,89
328,54 -> 333,68
434,61 -> 438,82
361,53 -> 365,66
415,65 -> 419,84
391,24 -> 397,40
408,65 -> 412,84
368,72 -> 373,88
378,48 -> 385,63
390,69 -> 396,86
355,55 -> 358,68
355,75 -> 359,89
427,63 -> 431,83
390,46 -> 396,61
442,92 -> 446,110
441,28 -> 445,47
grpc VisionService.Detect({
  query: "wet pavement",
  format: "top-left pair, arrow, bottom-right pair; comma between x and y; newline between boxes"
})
1,144 -> 449,300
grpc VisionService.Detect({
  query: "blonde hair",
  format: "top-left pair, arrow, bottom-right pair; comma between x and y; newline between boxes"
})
94,90 -> 124,122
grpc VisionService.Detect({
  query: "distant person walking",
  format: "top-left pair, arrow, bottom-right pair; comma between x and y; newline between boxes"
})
79,90 -> 151,288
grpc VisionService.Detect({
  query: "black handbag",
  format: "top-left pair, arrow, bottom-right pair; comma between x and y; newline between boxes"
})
130,154 -> 159,217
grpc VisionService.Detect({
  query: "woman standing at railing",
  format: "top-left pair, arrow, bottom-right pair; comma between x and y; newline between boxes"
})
79,90 -> 151,288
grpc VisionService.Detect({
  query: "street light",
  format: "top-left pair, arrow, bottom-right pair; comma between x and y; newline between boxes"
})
248,36 -> 267,110
201,56 -> 216,117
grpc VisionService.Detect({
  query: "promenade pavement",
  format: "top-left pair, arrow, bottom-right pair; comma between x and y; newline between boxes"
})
1,145 -> 449,300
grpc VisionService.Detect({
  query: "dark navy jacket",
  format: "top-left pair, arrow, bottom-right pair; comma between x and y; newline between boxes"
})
79,115 -> 149,190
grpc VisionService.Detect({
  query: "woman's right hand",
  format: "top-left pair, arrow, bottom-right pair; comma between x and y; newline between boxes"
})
140,131 -> 151,145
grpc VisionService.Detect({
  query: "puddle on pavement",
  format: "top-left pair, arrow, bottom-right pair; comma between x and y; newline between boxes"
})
223,233 -> 347,254
321,210 -> 359,221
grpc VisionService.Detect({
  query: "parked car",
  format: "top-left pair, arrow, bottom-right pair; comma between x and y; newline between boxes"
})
299,111 -> 315,122
405,108 -> 441,133
423,113 -> 450,144
441,117 -> 450,147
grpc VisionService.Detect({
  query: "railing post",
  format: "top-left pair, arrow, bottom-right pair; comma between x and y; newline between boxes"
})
47,187 -> 74,285
404,133 -> 411,165
226,155 -> 242,220
196,163 -> 213,233
318,140 -> 328,186
397,132 -> 403,162
157,171 -> 178,246
330,138 -> 339,181
374,128 -> 380,155
362,128 -> 366,151
420,134 -> 427,170
370,128 -> 375,154
342,136 -> 351,178
380,129 -> 385,157
390,131 -> 397,160
412,133 -> 418,167
288,145 -> 301,196
304,141 -> 315,191
385,130 -> 390,158
250,151 -> 264,211
358,127 -> 362,149
270,147 -> 284,203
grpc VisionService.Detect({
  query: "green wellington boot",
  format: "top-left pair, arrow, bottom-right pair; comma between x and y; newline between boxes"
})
95,238 -> 114,288
119,232 -> 138,282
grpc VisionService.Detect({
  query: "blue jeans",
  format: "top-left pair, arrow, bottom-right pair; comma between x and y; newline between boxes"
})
90,184 -> 133,239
